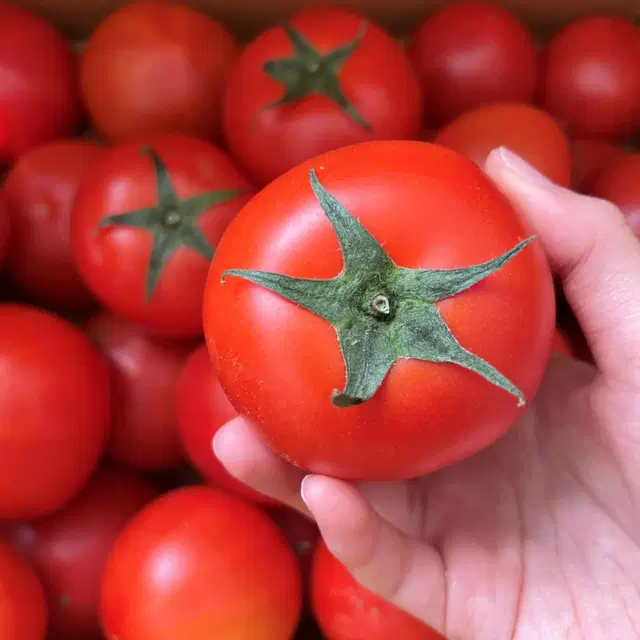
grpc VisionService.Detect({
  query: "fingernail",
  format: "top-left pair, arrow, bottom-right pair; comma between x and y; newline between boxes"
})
301,475 -> 318,509
497,146 -> 553,187
212,424 -> 235,460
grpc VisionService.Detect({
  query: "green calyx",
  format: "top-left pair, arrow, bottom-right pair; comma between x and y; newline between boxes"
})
222,170 -> 535,409
98,146 -> 245,302
263,21 -> 372,130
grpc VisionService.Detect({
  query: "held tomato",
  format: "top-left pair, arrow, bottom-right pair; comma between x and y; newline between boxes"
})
204,141 -> 555,481
570,138 -> 626,193
81,2 -> 239,142
100,486 -> 302,640
86,312 -> 195,471
3,139 -> 103,312
223,6 -> 423,187
71,134 -> 254,337
408,1 -> 537,126
433,102 -> 571,186
0,305 -> 111,518
0,5 -> 81,163
0,540 -> 47,640
176,344 -> 277,504
3,466 -> 158,640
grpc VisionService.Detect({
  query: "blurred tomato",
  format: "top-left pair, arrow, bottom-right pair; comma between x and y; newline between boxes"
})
570,138 -> 626,193
0,192 -> 10,270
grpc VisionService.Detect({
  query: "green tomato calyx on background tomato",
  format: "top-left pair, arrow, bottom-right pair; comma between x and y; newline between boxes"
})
263,21 -> 372,131
97,146 -> 246,302
222,169 -> 534,409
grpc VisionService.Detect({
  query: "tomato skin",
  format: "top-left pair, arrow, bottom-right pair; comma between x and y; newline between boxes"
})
408,2 -> 537,126
71,133 -> 254,337
204,140 -> 555,481
3,466 -> 158,640
0,5 -> 81,164
311,540 -> 441,640
86,312 -> 195,471
433,102 -> 571,187
540,16 -> 640,140
81,2 -> 239,142
0,539 -> 48,640
3,139 -> 102,312
570,138 -> 626,193
223,7 -> 423,187
100,486 -> 302,640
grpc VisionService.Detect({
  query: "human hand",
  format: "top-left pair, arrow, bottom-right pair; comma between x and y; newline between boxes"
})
213,147 -> 640,639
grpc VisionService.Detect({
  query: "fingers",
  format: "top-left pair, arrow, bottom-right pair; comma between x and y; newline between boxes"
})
485,147 -> 640,388
301,474 -> 446,633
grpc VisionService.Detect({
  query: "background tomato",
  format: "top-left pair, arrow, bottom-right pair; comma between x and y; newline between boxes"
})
0,539 -> 47,640
223,6 -> 423,187
3,138 -> 102,312
71,133 -> 254,337
100,486 -> 302,640
0,304 -> 111,518
433,102 -> 571,186
0,5 -> 81,164
570,138 -> 626,193
540,16 -> 640,140
87,311 -> 195,471
3,466 -> 158,640
408,1 -> 537,126
81,1 -> 239,142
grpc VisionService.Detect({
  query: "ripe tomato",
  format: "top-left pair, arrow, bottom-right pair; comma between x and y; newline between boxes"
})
540,16 -> 640,140
223,6 -> 423,187
3,139 -> 102,312
100,486 -> 302,640
80,1 -> 238,142
311,540 -> 442,639
0,304 -> 110,518
87,311 -> 195,470
203,140 -> 555,481
3,466 -> 157,640
433,102 -> 571,187
0,539 -> 47,640
71,133 -> 254,337
408,1 -> 537,126
0,5 -> 81,164
570,138 -> 626,193
176,344 -> 277,504
0,192 -> 10,270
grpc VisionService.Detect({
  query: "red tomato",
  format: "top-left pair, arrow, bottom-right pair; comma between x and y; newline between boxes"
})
0,192 -> 10,270
87,312 -> 195,471
3,466 -> 158,640
570,138 -> 626,193
176,344 -> 277,504
433,102 -> 571,186
3,139 -> 102,312
0,305 -> 110,518
81,2 -> 239,142
71,133 -> 254,337
408,2 -> 537,126
540,16 -> 640,140
0,5 -> 81,163
0,539 -> 47,640
203,141 -> 555,481
223,6 -> 423,187
100,486 -> 302,640
311,540 -> 442,639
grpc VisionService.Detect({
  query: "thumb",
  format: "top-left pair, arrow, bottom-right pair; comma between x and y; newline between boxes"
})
485,147 -> 640,388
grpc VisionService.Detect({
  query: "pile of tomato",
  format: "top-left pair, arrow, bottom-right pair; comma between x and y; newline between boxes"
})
0,1 -> 637,639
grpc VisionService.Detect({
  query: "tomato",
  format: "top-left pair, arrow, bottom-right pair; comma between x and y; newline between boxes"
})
81,1 -> 239,142
408,2 -> 537,126
0,539 -> 47,640
203,140 -> 555,481
0,304 -> 110,518
311,540 -> 442,639
3,466 -> 157,640
87,311 -> 195,470
100,486 -> 302,640
0,5 -> 81,164
540,16 -> 640,140
176,344 -> 277,504
0,192 -> 10,271
3,139 -> 102,312
433,102 -> 571,187
223,6 -> 423,187
71,133 -> 254,337
570,138 -> 626,193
